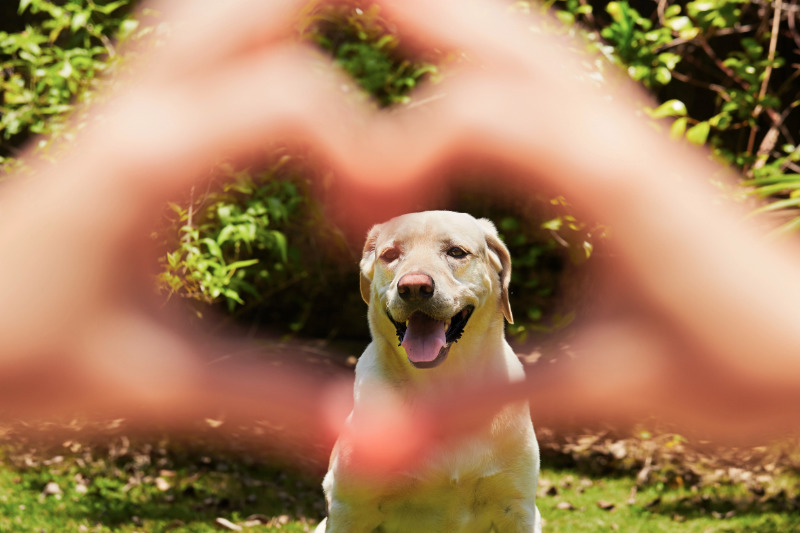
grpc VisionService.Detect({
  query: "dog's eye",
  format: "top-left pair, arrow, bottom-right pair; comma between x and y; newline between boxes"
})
380,248 -> 401,262
447,246 -> 469,258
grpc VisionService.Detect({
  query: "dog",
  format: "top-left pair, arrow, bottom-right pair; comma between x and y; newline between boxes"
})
316,211 -> 541,533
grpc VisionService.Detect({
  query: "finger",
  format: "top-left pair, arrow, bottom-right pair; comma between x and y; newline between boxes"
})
91,43 -> 361,197
374,0 -> 554,70
138,0 -> 308,81
340,73 -> 560,198
115,40 -> 456,229
524,317 -> 800,444
134,339 -> 353,467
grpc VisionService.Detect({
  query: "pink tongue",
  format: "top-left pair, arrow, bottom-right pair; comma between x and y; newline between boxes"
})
401,312 -> 447,364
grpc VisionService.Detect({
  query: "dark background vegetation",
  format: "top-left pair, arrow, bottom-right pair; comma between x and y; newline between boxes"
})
3,0 -> 799,348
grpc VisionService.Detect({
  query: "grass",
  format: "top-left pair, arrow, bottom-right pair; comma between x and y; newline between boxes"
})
0,429 -> 326,533
537,469 -> 800,532
1,428 -> 799,532
0,459 -> 323,532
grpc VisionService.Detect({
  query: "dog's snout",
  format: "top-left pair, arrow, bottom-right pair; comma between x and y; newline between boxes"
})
397,272 -> 435,301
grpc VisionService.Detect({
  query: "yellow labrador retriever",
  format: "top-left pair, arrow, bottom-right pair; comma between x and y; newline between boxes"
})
317,211 -> 541,533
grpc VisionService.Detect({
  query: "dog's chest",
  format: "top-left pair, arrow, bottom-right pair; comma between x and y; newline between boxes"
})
373,469 -> 512,533
326,402 -> 539,532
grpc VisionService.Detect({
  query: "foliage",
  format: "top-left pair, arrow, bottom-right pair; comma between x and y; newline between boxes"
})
548,0 -> 800,233
158,2 -> 440,332
300,2 -> 438,107
499,197 -> 602,338
159,160 -> 304,313
451,181 -> 603,340
0,0 -> 138,161
600,1 -> 683,88
3,0 -> 799,337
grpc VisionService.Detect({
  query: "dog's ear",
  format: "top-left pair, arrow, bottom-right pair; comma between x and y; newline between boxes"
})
478,218 -> 513,324
359,224 -> 381,305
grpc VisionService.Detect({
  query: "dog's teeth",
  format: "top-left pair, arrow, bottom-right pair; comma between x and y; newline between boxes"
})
445,319 -> 451,330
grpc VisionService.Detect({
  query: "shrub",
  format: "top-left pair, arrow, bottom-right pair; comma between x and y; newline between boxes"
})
3,0 -> 797,341
548,0 -> 800,233
0,0 -> 138,160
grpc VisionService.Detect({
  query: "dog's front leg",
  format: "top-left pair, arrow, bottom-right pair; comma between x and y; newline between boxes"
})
317,498 -> 383,533
490,501 -> 542,533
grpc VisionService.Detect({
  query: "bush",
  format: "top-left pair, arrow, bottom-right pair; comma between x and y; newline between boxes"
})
0,0 -> 138,160
548,0 -> 800,234
3,0 -> 798,342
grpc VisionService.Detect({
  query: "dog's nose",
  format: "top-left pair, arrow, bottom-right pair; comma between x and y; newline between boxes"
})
397,272 -> 435,301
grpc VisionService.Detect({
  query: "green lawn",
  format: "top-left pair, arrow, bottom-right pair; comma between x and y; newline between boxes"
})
537,469 -> 800,533
1,430 -> 799,532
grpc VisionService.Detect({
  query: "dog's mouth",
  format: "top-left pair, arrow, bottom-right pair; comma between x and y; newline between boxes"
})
388,306 -> 474,369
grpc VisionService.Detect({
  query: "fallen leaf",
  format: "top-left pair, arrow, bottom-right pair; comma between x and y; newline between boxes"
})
556,501 -> 576,511
42,482 -> 62,496
244,514 -> 270,524
608,441 -> 627,460
214,517 -> 242,531
596,500 -> 616,511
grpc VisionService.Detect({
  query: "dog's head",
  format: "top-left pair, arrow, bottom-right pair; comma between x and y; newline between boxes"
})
360,211 -> 512,369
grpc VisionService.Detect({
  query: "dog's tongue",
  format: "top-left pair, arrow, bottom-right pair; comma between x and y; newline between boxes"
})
401,312 -> 447,364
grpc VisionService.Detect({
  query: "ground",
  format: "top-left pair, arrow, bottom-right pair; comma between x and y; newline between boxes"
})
1,421 -> 799,532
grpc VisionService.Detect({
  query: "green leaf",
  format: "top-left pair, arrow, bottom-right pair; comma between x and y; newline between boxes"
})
225,258 -> 259,272
166,251 -> 180,269
708,113 -> 731,130
222,289 -> 245,305
750,181 -> 800,197
18,0 -> 33,15
375,34 -> 394,50
686,121 -> 710,145
648,99 -> 687,118
654,67 -> 672,85
745,173 -> 800,186
95,1 -> 128,15
749,197 -> 800,217
555,10 -> 575,25
201,238 -> 223,259
271,230 -> 288,263
71,11 -> 89,34
500,216 -> 520,231
742,37 -> 763,59
666,16 -> 692,32
687,1 -> 715,15
670,117 -> 688,139
658,52 -> 681,70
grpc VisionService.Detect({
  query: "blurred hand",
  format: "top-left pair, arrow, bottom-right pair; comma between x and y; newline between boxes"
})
1,0 -> 799,475
0,0 -> 367,446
